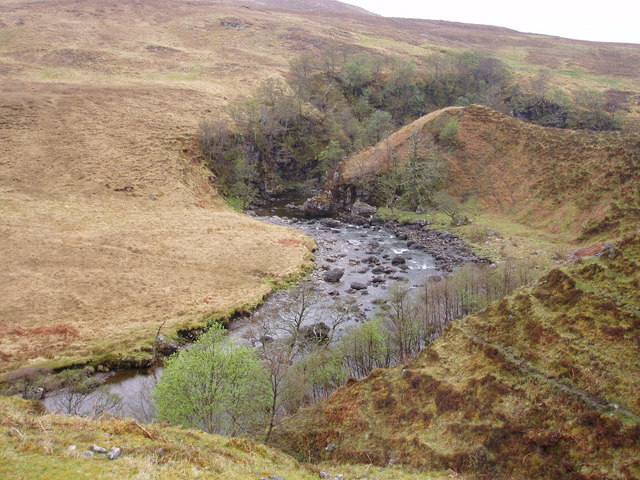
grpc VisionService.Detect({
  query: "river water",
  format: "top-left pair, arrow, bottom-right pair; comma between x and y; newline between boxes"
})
43,200 -> 439,420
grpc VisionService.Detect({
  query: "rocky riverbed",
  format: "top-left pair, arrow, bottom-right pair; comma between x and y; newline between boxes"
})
41,200 -> 485,421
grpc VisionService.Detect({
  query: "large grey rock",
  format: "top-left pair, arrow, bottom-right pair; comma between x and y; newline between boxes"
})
350,282 -> 367,291
301,194 -> 336,217
350,200 -> 377,217
362,255 -> 379,264
323,269 -> 344,283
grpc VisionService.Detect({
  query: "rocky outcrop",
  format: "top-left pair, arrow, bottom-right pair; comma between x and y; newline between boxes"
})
301,193 -> 337,217
350,200 -> 377,218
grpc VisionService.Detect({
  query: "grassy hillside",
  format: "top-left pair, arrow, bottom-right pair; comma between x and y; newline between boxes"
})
339,105 -> 639,241
274,233 -> 640,479
0,396 -> 460,480
1,0 -> 639,375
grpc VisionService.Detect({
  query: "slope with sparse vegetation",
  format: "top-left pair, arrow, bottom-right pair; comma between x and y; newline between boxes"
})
0,396 -> 462,480
274,234 -> 640,479
2,0 -> 640,478
334,105 -> 639,242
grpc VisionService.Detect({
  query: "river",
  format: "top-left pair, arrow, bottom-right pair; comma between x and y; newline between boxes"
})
43,199 -> 439,420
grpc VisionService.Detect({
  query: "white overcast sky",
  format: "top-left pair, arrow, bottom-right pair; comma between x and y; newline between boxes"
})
340,0 -> 639,44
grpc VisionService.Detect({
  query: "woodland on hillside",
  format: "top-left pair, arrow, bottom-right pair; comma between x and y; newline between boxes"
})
201,47 -> 628,207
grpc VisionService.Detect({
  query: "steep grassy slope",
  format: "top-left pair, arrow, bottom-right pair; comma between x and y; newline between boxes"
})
275,234 -> 640,479
339,105 -> 640,240
0,396 -> 460,480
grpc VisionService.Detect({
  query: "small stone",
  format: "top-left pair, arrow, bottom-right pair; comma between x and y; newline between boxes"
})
334,475 -> 345,480
92,445 -> 107,453
68,445 -> 77,451
350,282 -> 367,291
107,447 -> 121,460
320,473 -> 332,479
325,442 -> 337,452
155,448 -> 165,456
269,476 -> 284,480
82,450 -> 95,457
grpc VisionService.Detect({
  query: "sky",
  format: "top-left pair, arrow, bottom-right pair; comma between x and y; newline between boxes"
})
340,0 -> 640,44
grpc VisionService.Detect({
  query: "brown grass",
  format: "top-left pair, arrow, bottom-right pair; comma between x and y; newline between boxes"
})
0,0 -> 324,375
1,0 -> 639,376
340,105 -> 639,241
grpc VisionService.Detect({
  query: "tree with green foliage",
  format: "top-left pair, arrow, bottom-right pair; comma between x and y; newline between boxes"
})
431,190 -> 460,223
571,88 -> 621,131
226,150 -> 258,208
340,54 -> 373,96
360,109 -> 394,146
153,323 -> 270,436
437,117 -> 459,147
380,283 -> 423,363
290,346 -> 347,405
315,140 -> 345,173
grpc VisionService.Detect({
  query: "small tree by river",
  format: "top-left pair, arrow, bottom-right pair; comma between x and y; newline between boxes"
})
153,323 -> 270,436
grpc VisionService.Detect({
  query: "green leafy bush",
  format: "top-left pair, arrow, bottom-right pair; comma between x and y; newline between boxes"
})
153,323 -> 270,436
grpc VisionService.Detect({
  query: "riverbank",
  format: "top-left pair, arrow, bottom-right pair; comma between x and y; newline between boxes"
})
34,204 -> 466,419
7,198 -> 491,421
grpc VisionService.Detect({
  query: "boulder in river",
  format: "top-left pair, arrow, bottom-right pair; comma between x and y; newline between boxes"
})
323,269 -> 344,283
351,200 -> 377,217
302,322 -> 330,343
301,194 -> 337,217
391,256 -> 406,265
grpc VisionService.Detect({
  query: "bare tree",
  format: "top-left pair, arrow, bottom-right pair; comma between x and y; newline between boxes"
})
380,283 -> 423,364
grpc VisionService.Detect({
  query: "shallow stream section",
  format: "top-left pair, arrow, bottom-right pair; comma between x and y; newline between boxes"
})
43,203 -> 440,420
